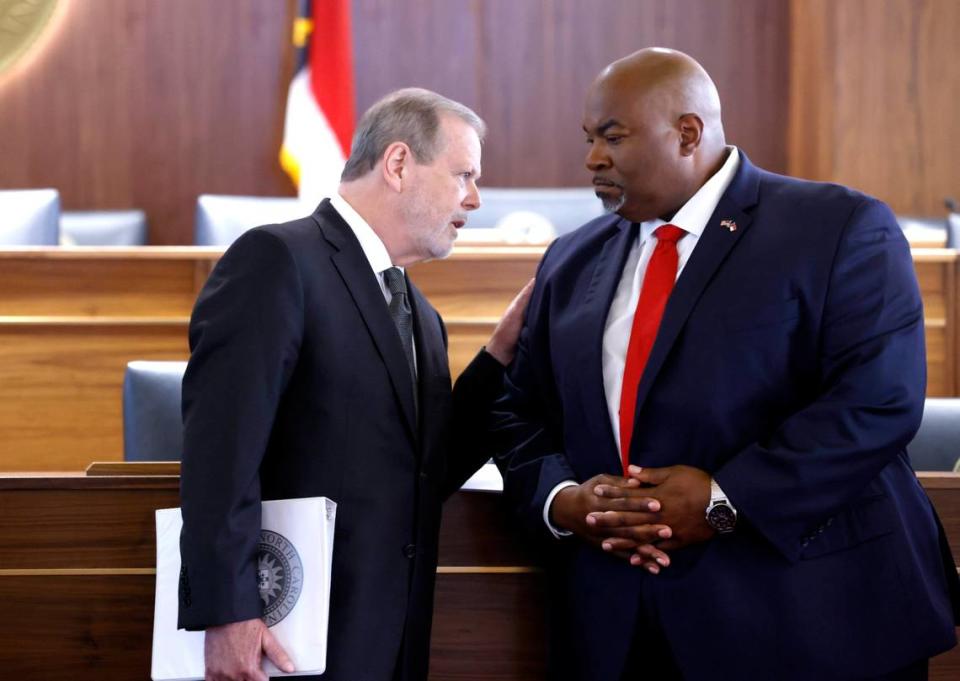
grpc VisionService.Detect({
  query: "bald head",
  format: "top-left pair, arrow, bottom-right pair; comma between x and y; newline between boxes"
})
583,48 -> 729,222
597,48 -> 724,144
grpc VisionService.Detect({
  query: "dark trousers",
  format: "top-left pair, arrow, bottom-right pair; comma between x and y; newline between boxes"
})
618,603 -> 928,681
619,609 -> 683,681
618,651 -> 928,681
864,659 -> 929,681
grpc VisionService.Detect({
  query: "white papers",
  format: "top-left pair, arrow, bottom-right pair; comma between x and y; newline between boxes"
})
151,497 -> 336,681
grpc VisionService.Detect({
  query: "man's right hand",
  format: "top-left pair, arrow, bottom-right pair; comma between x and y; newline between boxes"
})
204,617 -> 295,681
550,474 -> 673,571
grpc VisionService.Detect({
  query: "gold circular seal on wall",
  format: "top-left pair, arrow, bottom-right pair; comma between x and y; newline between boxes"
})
0,0 -> 58,74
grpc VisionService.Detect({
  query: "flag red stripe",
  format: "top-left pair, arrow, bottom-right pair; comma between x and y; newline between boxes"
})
309,0 -> 355,158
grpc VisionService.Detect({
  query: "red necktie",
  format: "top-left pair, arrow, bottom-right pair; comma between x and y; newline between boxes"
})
619,224 -> 686,474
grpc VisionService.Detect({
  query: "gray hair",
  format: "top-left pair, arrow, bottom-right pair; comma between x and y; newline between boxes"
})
340,87 -> 486,182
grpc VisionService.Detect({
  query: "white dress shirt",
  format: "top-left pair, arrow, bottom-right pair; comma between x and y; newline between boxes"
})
544,148 -> 741,536
329,193 -> 417,372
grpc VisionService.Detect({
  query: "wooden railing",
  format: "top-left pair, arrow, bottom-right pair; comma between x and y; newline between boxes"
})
0,245 -> 955,471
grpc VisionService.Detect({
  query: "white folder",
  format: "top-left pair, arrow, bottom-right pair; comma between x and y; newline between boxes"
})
151,497 -> 336,680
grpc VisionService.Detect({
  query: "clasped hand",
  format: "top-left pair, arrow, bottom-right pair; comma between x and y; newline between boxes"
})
551,464 -> 713,574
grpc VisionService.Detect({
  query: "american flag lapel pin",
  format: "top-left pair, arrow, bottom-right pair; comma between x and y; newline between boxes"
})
720,219 -> 737,232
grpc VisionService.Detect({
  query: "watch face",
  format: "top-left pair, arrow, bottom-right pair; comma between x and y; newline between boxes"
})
707,503 -> 737,533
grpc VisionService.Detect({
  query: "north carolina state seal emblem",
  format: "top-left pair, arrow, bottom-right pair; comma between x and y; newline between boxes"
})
0,0 -> 59,75
257,529 -> 304,626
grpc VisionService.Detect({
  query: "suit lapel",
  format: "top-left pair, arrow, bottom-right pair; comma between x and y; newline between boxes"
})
629,155 -> 762,439
575,217 -> 637,472
312,201 -> 419,443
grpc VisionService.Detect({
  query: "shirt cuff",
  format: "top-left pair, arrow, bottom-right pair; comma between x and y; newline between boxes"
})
712,477 -> 737,514
543,480 -> 579,538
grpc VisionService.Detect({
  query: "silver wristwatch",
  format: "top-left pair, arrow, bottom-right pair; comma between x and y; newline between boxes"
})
705,479 -> 737,534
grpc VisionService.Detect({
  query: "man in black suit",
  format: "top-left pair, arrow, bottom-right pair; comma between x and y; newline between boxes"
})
178,88 -> 530,681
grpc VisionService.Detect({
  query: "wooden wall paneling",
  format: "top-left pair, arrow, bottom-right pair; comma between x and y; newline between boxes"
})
0,1 -> 297,245
408,246 -> 541,318
787,0 -> 835,183
0,575 -> 157,676
4,1 -> 790,242
446,319 -> 497,379
789,0 -> 960,216
430,574 -> 547,681
353,0 -> 791,188
0,483 -> 176,569
481,0 -> 790,184
9,0 -> 960,237
0,474 -> 177,677
0,319 -> 189,470
0,473 -> 958,679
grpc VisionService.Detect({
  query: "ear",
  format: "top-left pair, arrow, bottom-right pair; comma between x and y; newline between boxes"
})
382,142 -> 411,192
677,113 -> 704,157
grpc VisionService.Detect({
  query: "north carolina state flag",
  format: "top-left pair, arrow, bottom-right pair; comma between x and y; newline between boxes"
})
280,0 -> 355,206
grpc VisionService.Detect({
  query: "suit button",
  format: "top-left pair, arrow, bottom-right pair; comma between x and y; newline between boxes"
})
419,471 -> 428,482
403,543 -> 416,559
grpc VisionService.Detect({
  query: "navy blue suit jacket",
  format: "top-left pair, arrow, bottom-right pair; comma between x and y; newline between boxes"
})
493,154 -> 960,680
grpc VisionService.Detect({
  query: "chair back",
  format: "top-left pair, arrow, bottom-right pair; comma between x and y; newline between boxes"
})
195,194 -> 307,245
60,210 -> 147,246
467,187 -> 603,237
908,398 -> 960,471
896,215 -> 948,247
0,188 -> 60,245
122,361 -> 188,461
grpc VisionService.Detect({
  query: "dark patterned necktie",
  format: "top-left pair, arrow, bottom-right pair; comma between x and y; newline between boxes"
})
382,267 -> 418,390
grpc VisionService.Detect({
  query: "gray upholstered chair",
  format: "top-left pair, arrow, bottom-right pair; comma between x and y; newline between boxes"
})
896,215 -> 947,246
466,187 -> 604,237
0,188 -> 60,245
194,194 -> 307,246
122,361 -> 187,461
60,209 -> 147,246
907,398 -> 960,471
946,206 -> 959,248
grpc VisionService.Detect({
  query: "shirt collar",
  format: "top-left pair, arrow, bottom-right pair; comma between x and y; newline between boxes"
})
329,192 -> 398,275
638,146 -> 740,242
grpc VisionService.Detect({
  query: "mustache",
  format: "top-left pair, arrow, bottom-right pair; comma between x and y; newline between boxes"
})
592,176 -> 623,189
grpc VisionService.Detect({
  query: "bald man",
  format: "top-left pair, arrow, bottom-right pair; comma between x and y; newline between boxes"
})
492,48 -> 960,680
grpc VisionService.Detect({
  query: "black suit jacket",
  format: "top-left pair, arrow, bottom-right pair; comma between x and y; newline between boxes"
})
178,200 -> 503,681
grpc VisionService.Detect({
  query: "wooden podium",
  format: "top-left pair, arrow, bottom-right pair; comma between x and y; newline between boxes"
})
0,465 -> 957,679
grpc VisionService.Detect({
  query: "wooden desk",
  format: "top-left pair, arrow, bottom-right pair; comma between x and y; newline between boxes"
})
0,469 -> 956,679
0,246 -> 535,471
0,245 -> 543,320
914,249 -> 960,396
0,245 -> 956,471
